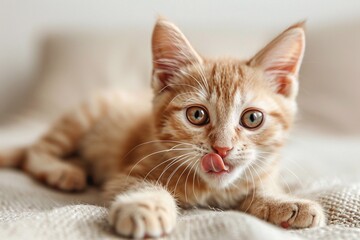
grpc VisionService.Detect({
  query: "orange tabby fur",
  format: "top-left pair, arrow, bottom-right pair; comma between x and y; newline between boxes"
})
0,19 -> 325,238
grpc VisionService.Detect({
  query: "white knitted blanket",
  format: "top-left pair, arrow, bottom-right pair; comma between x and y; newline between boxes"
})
0,169 -> 359,240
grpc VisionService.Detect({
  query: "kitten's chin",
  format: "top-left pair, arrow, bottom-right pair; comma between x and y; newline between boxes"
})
199,165 -> 245,189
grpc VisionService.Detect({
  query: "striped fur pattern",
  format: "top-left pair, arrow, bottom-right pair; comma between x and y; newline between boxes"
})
0,19 -> 325,238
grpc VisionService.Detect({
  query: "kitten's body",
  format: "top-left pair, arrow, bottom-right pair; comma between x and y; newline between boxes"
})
0,19 -> 325,238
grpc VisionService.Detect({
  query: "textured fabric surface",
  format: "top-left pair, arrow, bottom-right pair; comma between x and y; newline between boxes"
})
0,169 -> 359,240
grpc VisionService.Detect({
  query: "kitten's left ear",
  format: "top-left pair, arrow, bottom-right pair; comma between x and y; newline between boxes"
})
151,18 -> 202,92
248,22 -> 306,99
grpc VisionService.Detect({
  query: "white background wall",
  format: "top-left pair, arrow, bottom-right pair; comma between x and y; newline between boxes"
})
0,0 -> 359,121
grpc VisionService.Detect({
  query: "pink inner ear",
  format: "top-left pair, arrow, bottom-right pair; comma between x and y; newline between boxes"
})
151,19 -> 202,90
153,60 -> 180,86
265,64 -> 297,96
276,76 -> 292,96
156,71 -> 174,85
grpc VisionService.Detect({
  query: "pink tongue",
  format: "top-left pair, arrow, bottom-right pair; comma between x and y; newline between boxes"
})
201,153 -> 227,173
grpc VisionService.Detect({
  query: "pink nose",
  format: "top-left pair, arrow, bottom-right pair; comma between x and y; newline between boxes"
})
212,145 -> 233,158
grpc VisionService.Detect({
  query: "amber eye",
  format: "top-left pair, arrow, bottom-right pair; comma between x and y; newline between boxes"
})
186,106 -> 209,126
240,109 -> 264,129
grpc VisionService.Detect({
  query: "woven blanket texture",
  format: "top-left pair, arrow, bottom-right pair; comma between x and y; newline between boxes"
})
0,170 -> 359,240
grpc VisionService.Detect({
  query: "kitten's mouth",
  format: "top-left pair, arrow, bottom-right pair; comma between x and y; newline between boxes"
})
201,153 -> 230,175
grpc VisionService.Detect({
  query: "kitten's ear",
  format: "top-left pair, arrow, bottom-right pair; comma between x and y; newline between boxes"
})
248,22 -> 306,99
151,18 -> 202,92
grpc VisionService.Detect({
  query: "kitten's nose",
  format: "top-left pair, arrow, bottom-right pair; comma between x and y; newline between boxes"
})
212,145 -> 233,158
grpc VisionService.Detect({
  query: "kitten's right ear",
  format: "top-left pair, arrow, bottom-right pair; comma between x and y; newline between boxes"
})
151,18 -> 202,92
248,22 -> 306,99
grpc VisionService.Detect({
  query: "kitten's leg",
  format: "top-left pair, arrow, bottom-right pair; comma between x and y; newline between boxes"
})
105,174 -> 178,238
24,151 -> 86,191
0,147 -> 25,167
23,98 -> 109,191
239,191 -> 326,229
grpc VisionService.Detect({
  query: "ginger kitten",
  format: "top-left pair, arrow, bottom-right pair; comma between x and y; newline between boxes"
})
0,19 -> 325,238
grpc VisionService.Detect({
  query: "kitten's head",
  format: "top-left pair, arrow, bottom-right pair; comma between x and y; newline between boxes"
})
151,19 -> 305,189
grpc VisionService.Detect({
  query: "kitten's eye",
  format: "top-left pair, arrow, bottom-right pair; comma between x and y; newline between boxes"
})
240,109 -> 264,129
186,106 -> 209,126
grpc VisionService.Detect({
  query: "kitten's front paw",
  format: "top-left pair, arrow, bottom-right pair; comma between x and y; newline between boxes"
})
108,190 -> 177,238
250,198 -> 326,229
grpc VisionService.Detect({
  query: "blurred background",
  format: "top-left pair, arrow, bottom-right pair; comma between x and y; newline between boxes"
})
0,0 -> 359,147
